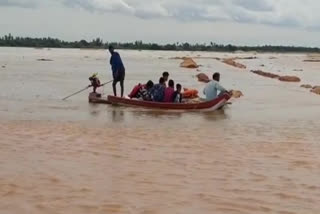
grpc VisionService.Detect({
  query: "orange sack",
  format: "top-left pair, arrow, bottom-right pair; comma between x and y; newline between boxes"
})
182,88 -> 199,99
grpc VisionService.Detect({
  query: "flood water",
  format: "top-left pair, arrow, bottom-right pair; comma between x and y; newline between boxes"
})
0,47 -> 320,214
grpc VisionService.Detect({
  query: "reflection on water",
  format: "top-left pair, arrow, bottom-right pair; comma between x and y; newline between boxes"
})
99,104 -> 229,125
111,108 -> 125,123
201,109 -> 228,121
130,109 -> 184,119
88,103 -> 104,118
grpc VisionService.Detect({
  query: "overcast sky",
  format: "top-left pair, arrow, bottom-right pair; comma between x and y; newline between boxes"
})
1,0 -> 320,46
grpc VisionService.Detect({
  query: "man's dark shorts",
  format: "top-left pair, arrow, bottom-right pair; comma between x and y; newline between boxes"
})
113,68 -> 125,83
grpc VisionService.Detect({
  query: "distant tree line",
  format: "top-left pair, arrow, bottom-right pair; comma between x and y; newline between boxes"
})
1,34 -> 320,53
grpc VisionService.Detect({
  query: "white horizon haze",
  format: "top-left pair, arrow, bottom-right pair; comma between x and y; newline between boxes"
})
1,0 -> 320,47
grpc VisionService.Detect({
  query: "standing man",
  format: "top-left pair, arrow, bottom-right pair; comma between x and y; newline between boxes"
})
109,45 -> 125,97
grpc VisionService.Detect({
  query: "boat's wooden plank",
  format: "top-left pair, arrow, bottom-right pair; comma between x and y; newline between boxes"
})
106,94 -> 230,110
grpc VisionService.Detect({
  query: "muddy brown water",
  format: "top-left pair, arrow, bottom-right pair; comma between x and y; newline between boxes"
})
1,48 -> 320,214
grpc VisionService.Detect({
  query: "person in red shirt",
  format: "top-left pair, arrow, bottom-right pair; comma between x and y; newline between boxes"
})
136,80 -> 154,101
163,79 -> 175,102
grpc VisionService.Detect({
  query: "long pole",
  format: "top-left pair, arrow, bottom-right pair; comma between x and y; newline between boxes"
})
101,80 -> 113,86
62,86 -> 91,101
62,80 -> 113,101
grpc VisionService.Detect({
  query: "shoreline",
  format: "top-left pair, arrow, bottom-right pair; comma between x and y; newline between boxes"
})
1,46 -> 320,54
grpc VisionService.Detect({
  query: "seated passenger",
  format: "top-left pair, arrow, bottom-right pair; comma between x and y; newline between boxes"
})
128,83 -> 144,99
150,77 -> 166,102
136,80 -> 154,101
163,80 -> 175,102
203,72 -> 227,101
162,72 -> 169,87
173,84 -> 183,103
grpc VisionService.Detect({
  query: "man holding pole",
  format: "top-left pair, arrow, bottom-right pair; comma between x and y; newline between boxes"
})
108,45 -> 125,97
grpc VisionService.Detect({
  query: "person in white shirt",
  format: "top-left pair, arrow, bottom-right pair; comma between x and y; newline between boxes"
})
203,72 -> 227,101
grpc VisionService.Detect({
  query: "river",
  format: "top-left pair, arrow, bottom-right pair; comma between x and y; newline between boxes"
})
0,47 -> 320,214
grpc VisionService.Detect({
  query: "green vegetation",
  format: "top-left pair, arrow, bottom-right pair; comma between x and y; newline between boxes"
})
1,34 -> 320,53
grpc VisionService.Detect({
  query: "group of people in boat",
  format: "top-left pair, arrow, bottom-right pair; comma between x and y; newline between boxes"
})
89,46 -> 228,102
129,72 -> 183,103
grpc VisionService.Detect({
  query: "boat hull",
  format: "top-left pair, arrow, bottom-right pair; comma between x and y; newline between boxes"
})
107,94 -> 231,111
89,93 -> 111,104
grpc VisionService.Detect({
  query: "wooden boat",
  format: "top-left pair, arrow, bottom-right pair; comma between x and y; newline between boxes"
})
89,92 -> 111,104
105,93 -> 231,111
